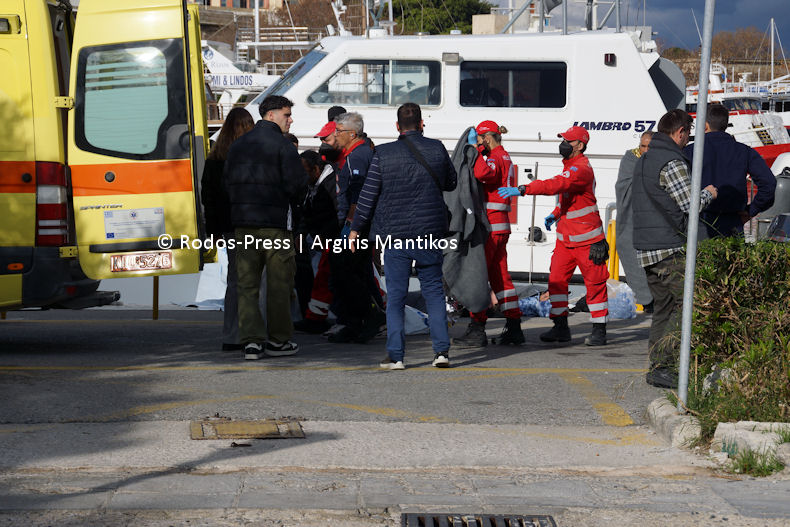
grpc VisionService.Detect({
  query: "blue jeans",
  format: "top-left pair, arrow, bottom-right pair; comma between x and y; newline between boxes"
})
383,246 -> 450,362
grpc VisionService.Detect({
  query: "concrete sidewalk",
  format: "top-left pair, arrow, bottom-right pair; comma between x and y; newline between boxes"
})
2,421 -> 790,526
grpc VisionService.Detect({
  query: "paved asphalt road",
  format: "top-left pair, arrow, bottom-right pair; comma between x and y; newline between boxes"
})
0,307 -> 788,526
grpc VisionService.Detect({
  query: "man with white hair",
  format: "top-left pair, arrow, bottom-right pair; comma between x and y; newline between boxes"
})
328,112 -> 382,343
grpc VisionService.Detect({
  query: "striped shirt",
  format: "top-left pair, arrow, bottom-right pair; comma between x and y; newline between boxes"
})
637,159 -> 714,268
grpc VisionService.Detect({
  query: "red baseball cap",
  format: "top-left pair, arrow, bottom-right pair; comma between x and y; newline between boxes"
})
314,121 -> 336,138
476,120 -> 500,135
557,125 -> 590,144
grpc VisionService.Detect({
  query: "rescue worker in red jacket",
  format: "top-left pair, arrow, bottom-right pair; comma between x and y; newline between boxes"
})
498,126 -> 609,346
454,120 -> 525,348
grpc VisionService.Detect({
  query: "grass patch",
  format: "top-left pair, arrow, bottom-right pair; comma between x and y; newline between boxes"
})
730,448 -> 785,477
678,238 -> 790,446
775,425 -> 790,444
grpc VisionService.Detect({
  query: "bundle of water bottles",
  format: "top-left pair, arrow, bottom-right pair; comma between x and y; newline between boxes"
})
518,280 -> 637,319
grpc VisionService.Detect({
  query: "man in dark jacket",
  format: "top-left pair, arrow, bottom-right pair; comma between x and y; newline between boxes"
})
224,95 -> 306,360
349,103 -> 457,370
683,103 -> 776,238
632,109 -> 718,388
327,111 -> 381,343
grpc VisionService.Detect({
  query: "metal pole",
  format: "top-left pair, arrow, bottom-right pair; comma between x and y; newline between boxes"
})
562,0 -> 568,35
500,0 -> 534,35
597,1 -> 616,30
152,276 -> 159,321
771,18 -> 775,81
592,0 -> 598,30
615,0 -> 621,33
253,0 -> 260,62
678,0 -> 716,411
539,0 -> 544,33
528,162 -> 538,283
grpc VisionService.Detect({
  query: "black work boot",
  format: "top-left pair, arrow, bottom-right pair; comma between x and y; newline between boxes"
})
539,316 -> 571,343
453,321 -> 488,348
497,317 -> 525,345
584,323 -> 607,346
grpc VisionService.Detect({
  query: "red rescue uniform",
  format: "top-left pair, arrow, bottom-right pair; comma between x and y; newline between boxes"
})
520,153 -> 609,323
471,145 -> 520,322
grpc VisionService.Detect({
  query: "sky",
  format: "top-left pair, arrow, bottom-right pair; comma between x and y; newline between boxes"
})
538,0 -> 790,52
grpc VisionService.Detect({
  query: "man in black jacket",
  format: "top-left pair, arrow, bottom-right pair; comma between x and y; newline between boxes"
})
224,95 -> 307,359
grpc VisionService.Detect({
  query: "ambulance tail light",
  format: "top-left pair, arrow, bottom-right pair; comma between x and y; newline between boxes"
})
35,162 -> 69,246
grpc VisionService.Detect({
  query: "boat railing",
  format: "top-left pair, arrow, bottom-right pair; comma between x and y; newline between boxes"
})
237,26 -> 325,44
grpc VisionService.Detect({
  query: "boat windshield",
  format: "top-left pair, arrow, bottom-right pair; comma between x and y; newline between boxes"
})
252,49 -> 327,103
721,98 -> 763,111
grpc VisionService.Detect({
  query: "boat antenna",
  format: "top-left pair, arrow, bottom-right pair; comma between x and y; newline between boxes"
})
691,9 -> 702,46
772,21 -> 790,79
438,0 -> 458,31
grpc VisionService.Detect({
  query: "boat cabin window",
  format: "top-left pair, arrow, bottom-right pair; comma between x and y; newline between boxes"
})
459,61 -> 566,108
308,60 -> 441,107
256,49 -> 327,101
721,98 -> 762,111
75,39 -> 189,160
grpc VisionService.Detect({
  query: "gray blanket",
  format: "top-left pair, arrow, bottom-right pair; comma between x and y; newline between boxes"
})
442,128 -> 492,313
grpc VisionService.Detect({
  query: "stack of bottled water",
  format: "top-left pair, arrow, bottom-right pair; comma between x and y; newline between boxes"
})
606,280 -> 637,319
519,296 -> 551,317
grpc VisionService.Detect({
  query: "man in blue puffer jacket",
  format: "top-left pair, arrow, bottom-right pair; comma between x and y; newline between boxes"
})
684,103 -> 776,238
349,103 -> 457,370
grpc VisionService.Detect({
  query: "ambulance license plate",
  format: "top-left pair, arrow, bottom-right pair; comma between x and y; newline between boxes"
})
111,251 -> 173,272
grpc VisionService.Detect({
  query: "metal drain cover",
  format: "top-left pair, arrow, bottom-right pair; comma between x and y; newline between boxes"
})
401,514 -> 556,527
190,418 -> 304,440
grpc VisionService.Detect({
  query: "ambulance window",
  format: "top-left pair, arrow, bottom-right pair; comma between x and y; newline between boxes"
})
460,61 -> 566,108
308,60 -> 441,107
75,39 -> 187,159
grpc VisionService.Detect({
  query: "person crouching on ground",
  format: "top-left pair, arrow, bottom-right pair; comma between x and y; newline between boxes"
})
498,126 -> 610,346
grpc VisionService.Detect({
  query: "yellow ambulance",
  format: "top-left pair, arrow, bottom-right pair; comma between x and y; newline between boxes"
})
0,0 -> 208,310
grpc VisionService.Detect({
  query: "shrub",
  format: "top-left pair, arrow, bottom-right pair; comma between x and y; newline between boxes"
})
687,237 -> 790,439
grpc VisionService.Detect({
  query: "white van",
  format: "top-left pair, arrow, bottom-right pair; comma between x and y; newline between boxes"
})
245,30 -> 685,279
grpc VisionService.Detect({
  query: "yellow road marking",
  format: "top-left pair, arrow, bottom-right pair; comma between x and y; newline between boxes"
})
558,372 -> 635,427
57,394 -> 655,446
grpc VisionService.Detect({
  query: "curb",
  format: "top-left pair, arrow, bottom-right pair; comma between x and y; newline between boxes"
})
645,397 -> 701,448
712,421 -> 790,460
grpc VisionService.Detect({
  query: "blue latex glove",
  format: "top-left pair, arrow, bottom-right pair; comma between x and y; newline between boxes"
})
497,187 -> 521,199
467,128 -> 478,145
544,214 -> 557,231
340,223 -> 351,239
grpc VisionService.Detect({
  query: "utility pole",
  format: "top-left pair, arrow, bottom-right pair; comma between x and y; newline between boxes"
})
253,0 -> 260,62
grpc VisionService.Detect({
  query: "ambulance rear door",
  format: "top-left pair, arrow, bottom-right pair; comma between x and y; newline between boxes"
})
67,0 -> 208,280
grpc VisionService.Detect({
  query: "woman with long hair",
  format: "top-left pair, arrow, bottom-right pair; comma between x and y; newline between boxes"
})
200,107 -> 255,351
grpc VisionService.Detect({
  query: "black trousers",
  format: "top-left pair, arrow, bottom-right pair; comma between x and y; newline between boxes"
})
329,245 -> 375,329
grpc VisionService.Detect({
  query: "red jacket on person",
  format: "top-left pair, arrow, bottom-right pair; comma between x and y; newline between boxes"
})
521,153 -> 604,248
473,144 -> 515,235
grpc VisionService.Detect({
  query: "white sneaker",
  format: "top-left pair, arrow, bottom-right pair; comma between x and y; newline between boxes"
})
244,343 -> 263,360
379,357 -> 405,370
323,324 -> 346,337
264,340 -> 298,357
432,353 -> 450,368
